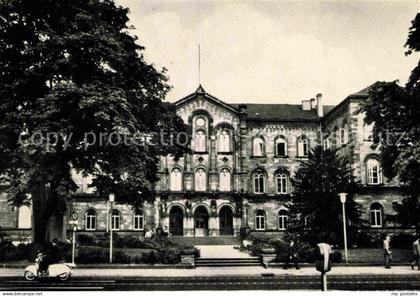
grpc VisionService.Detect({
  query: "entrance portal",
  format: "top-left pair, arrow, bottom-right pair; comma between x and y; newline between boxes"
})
194,206 -> 209,237
169,206 -> 184,236
219,206 -> 234,235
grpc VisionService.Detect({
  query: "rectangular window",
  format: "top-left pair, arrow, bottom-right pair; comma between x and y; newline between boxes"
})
371,210 -> 382,227
278,216 -> 287,230
112,216 -> 120,230
254,177 -> 265,194
277,143 -> 286,156
134,215 -> 144,230
255,216 -> 265,230
85,216 -> 96,230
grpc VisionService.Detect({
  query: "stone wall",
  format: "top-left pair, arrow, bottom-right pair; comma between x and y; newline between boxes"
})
68,196 -> 156,233
0,188 -> 18,229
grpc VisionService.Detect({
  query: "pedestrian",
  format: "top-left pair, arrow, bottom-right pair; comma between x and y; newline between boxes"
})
284,239 -> 300,270
383,234 -> 392,269
411,235 -> 420,270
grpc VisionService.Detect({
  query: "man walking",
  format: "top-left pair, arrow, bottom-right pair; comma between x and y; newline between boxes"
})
383,234 -> 392,269
284,239 -> 300,270
411,235 -> 420,270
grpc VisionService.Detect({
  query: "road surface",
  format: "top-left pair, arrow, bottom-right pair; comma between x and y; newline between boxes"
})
0,274 -> 419,291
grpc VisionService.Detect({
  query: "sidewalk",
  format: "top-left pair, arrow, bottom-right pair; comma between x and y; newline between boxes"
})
1,265 -> 419,278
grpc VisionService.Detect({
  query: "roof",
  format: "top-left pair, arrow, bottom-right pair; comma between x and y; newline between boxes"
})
322,81 -> 380,119
175,83 -> 381,121
231,103 -> 335,121
349,81 -> 381,97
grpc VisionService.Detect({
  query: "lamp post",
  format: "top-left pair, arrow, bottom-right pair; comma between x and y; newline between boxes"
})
339,192 -> 348,263
244,201 -> 249,227
109,193 -> 115,263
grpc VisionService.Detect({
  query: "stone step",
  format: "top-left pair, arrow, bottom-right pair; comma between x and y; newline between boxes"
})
195,257 -> 262,267
168,236 -> 242,246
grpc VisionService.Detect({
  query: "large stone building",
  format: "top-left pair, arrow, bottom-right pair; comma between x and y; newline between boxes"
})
0,83 -> 410,243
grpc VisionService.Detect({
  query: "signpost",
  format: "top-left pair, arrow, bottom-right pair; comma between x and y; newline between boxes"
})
69,212 -> 79,265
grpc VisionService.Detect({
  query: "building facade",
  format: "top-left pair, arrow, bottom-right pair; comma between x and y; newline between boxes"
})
0,83 -> 411,243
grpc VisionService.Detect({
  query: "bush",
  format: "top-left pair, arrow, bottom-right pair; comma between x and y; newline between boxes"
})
0,241 -> 33,262
391,233 -> 417,249
77,234 -> 96,246
0,240 -> 73,263
76,246 -> 109,264
75,236 -> 200,265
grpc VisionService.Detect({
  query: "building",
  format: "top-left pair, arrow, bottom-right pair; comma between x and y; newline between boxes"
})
0,83 -> 411,243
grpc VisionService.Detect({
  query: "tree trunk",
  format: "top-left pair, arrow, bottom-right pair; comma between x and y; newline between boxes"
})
31,185 -> 51,245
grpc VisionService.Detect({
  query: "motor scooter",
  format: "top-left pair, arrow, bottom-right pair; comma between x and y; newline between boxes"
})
24,253 -> 75,281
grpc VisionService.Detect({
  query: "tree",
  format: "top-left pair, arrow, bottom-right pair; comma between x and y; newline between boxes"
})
360,13 -> 420,229
0,0 -> 188,244
289,147 -> 362,246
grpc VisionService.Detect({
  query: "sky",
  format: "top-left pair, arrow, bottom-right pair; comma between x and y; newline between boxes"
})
116,0 -> 419,106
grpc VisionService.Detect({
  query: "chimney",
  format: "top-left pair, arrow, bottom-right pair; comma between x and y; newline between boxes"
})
301,100 -> 311,111
310,98 -> 316,110
316,93 -> 323,117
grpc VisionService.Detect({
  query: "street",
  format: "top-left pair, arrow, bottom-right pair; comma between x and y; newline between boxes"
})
1,274 -> 420,291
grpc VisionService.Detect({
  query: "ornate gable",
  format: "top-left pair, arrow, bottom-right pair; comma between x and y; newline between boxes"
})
175,85 -> 240,128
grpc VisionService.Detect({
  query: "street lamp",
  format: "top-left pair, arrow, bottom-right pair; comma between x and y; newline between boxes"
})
109,193 -> 115,263
339,192 -> 348,263
244,201 -> 249,227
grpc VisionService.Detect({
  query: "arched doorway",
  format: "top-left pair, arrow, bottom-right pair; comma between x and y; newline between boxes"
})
194,206 -> 209,237
219,206 -> 234,235
169,206 -> 184,236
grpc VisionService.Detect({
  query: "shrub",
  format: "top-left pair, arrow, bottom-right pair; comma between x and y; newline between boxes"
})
0,242 -> 30,262
77,234 -> 95,246
76,246 -> 109,264
391,233 -> 417,249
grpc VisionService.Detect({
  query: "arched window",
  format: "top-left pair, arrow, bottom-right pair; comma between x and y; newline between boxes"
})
133,209 -> 144,230
18,205 -> 31,229
275,137 -> 287,157
194,130 -> 206,152
253,170 -> 266,194
219,168 -> 231,191
170,168 -> 183,191
276,172 -> 288,194
85,209 -> 96,231
111,209 -> 121,230
370,203 -> 383,228
195,168 -> 207,191
255,210 -> 266,230
367,158 -> 383,185
297,136 -> 309,157
218,130 -> 231,152
253,137 -> 265,156
340,125 -> 348,145
278,210 -> 288,230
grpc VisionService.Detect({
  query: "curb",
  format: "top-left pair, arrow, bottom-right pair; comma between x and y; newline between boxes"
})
0,263 -> 194,269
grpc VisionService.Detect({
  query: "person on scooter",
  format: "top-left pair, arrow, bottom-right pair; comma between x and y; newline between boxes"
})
38,238 -> 61,275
